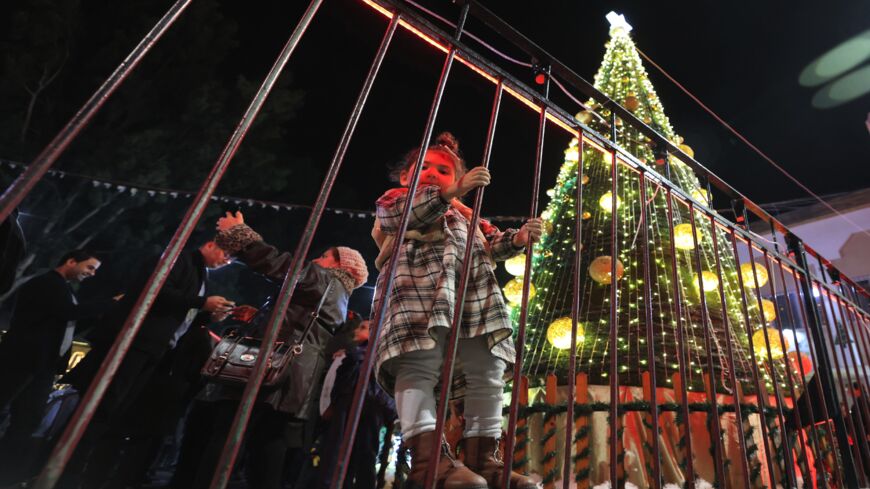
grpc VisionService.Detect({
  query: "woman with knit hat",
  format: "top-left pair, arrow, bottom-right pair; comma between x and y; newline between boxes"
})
170,211 -> 369,489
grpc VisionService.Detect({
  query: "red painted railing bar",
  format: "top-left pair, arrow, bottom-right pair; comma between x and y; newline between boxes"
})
761,253 -> 813,483
774,261 -> 831,489
561,133 -> 585,489
686,205 -> 727,486
0,0 -> 194,223
608,150 -> 620,488
501,77 -> 550,489
729,230 -> 780,487
815,284 -> 869,484
747,248 -> 798,488
788,270 -> 848,488
829,295 -> 870,487
707,217 -> 752,489
638,172 -> 663,488
664,190 -> 696,488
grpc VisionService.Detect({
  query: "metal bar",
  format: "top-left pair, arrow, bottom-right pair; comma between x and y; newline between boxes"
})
746,247 -> 798,488
608,150 -> 620,488
708,218 -> 752,489
775,261 -> 831,489
33,2 -> 321,487
729,231 -> 780,488
816,281 -> 868,487
209,9 -> 396,488
686,205 -> 726,486
501,76 -> 549,489
663,188 -> 695,488
561,133 -> 585,489
428,48 -> 507,489
638,171 -> 663,488
0,0 -> 193,223
417,6 -> 475,489
788,267 -> 852,488
830,295 -> 870,486
762,253 -> 813,484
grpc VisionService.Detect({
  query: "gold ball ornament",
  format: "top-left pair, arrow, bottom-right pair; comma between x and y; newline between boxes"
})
576,110 -> 594,125
581,174 -> 590,185
760,298 -> 777,323
598,192 -> 621,212
673,223 -> 702,250
589,255 -> 624,285
503,277 -> 535,304
678,144 -> 694,158
696,271 -> 719,293
691,188 -> 710,205
582,211 -> 592,220
543,220 -> 554,235
504,254 -> 527,277
752,327 -> 789,360
547,317 -> 585,350
740,262 -> 769,289
624,95 -> 640,112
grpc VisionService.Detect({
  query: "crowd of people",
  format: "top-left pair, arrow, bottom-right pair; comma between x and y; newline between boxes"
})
0,132 -> 543,489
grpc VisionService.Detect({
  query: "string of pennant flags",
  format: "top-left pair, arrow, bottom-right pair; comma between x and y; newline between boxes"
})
0,159 -> 526,223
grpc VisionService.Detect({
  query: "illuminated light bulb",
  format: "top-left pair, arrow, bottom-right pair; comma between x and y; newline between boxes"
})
503,277 -> 535,304
546,317 -> 585,350
505,254 -> 527,277
599,192 -> 621,212
695,271 -> 719,292
673,223 -> 701,250
752,328 -> 789,360
564,147 -> 579,163
589,255 -> 625,285
761,298 -> 777,323
740,262 -> 769,288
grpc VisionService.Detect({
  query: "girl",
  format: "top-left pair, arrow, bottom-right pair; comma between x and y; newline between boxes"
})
372,132 -> 541,489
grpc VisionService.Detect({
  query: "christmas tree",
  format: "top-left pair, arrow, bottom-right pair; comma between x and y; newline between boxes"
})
510,13 -> 793,397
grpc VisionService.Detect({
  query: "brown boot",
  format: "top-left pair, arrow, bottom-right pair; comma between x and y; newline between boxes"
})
460,436 -> 538,489
405,431 -> 488,489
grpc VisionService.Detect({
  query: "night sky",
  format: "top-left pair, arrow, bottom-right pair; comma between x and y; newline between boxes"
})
223,0 -> 870,220
6,0 -> 870,221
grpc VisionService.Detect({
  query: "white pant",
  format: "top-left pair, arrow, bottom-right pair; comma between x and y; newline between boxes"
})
392,328 -> 506,440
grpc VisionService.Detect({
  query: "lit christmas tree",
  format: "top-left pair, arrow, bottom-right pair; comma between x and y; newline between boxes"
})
512,12 -> 793,398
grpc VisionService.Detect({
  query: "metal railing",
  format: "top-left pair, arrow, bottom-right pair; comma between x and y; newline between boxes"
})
1,1 -> 865,488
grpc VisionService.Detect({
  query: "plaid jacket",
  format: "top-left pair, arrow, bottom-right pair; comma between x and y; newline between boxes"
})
373,185 -> 520,396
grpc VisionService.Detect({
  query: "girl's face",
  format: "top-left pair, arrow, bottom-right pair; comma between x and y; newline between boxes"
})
399,149 -> 457,191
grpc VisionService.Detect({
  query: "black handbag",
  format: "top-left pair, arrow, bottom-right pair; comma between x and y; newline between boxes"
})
201,280 -> 334,388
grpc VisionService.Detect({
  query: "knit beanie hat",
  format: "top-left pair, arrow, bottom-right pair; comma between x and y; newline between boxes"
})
335,246 -> 369,290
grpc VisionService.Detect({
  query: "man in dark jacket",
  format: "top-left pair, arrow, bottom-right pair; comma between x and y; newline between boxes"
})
61,241 -> 235,486
0,250 -> 116,484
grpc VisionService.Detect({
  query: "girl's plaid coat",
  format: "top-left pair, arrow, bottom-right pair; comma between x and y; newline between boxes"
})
372,185 -> 522,396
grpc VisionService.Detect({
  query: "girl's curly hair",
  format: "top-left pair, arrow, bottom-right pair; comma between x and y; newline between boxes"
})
388,131 -> 468,183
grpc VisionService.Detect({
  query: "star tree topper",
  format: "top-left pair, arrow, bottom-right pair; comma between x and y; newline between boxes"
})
605,11 -> 633,37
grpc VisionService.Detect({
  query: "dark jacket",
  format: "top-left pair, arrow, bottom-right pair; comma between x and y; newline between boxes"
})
92,249 -> 208,355
0,209 -> 25,295
0,271 -> 114,372
225,240 -> 350,417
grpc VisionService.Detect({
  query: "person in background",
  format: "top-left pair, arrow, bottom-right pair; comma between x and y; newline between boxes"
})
0,250 -> 117,485
61,240 -> 235,488
314,313 -> 396,489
